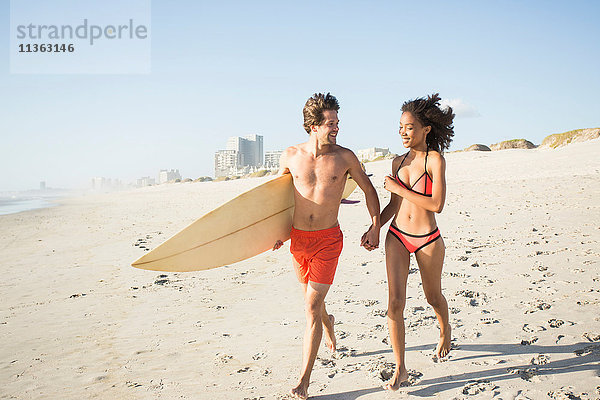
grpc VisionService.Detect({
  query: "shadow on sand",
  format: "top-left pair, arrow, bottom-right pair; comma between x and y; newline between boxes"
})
313,341 -> 599,398
308,386 -> 384,400
405,341 -> 600,396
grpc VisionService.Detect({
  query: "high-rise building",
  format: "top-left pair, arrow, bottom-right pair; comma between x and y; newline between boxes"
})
216,134 -> 264,177
158,169 -> 182,184
226,134 -> 263,168
214,149 -> 238,178
137,176 -> 156,187
264,150 -> 283,169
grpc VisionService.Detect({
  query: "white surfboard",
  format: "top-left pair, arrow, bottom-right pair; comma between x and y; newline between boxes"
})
132,174 -> 359,272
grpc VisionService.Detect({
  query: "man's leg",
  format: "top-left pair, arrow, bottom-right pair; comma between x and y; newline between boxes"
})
321,301 -> 336,352
296,257 -> 336,353
291,280 -> 331,400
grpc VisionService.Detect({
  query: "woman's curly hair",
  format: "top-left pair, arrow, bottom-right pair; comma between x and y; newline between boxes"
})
401,93 -> 455,152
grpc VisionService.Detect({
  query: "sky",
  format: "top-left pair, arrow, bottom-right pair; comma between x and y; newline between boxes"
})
1,0 -> 599,192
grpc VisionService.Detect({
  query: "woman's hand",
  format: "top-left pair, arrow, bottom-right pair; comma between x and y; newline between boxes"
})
384,175 -> 403,195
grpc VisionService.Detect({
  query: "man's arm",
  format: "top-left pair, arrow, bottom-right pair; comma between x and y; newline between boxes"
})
345,150 -> 381,250
277,148 -> 291,176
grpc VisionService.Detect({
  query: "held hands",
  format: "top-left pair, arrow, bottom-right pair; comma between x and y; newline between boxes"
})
272,240 -> 284,251
383,175 -> 402,195
360,224 -> 380,251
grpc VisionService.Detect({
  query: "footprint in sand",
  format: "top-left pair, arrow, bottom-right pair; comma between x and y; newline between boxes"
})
332,345 -> 358,359
522,324 -> 547,333
154,275 -> 169,285
337,330 -> 350,339
317,357 -> 336,368
548,318 -> 564,328
214,353 -> 233,365
480,317 -> 499,324
520,337 -> 539,346
508,367 -> 540,381
530,354 -> 550,365
370,309 -> 387,317
547,386 -> 587,399
366,357 -> 395,381
524,300 -> 552,314
583,332 -> 600,342
461,380 -> 499,395
361,299 -> 380,307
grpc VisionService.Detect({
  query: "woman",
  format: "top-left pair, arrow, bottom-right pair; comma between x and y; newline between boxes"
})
380,93 -> 454,390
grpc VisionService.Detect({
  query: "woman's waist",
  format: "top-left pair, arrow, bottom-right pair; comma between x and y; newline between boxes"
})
391,213 -> 437,234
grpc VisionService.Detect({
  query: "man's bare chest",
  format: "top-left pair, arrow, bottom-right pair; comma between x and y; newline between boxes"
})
290,159 -> 347,188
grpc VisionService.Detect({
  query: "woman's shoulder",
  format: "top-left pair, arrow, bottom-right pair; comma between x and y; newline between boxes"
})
428,149 -> 445,161
427,150 -> 446,171
391,153 -> 407,169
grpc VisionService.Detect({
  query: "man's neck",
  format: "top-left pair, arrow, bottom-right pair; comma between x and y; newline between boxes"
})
306,134 -> 333,157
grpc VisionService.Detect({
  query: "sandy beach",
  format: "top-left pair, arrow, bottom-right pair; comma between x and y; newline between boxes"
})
1,140 -> 599,400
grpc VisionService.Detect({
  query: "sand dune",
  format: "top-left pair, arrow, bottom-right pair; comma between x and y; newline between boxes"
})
1,140 -> 599,399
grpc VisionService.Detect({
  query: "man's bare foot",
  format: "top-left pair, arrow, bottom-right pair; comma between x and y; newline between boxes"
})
385,367 -> 409,391
290,381 -> 309,399
323,314 -> 336,352
436,324 -> 452,359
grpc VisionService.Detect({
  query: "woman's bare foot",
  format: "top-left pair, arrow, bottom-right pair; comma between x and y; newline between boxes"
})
385,367 -> 409,391
436,324 -> 452,359
323,314 -> 336,352
290,381 -> 309,399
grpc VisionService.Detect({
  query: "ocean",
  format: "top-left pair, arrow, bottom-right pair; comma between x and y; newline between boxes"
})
0,194 -> 61,216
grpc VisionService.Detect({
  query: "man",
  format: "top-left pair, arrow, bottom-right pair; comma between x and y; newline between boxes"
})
273,92 -> 380,399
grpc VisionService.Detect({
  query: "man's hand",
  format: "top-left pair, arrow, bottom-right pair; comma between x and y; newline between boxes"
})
360,224 -> 380,251
272,240 -> 284,251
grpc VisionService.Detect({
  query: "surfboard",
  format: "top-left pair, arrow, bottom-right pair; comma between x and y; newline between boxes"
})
132,173 -> 359,272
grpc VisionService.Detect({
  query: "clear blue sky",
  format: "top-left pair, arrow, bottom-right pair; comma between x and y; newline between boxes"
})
1,0 -> 599,191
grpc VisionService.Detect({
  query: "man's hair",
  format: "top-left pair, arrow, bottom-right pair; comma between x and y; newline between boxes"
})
303,92 -> 340,134
401,93 -> 455,152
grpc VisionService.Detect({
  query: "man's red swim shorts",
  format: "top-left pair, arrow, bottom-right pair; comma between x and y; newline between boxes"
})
290,225 -> 343,285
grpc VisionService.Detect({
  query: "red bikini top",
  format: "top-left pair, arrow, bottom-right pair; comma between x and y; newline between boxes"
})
394,149 -> 433,197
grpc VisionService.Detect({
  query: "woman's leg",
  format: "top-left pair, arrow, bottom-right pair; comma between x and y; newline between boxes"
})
385,232 -> 411,390
415,237 -> 451,358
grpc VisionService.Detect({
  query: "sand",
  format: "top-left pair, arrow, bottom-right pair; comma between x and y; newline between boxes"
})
1,140 -> 599,399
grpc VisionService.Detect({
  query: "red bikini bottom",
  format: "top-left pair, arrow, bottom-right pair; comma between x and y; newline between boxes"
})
388,224 -> 441,253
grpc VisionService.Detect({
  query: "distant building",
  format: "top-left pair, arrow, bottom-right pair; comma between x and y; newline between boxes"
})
159,169 -> 182,184
264,150 -> 283,169
91,177 -> 108,190
357,147 -> 390,162
39,181 -> 46,190
137,176 -> 155,187
226,134 -> 263,167
214,149 -> 239,178
215,134 -> 264,177
92,177 -> 124,190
